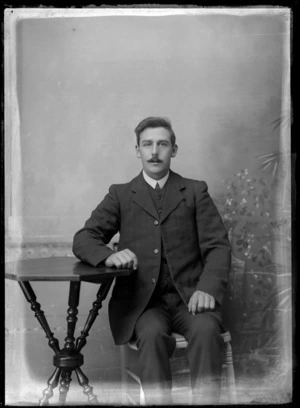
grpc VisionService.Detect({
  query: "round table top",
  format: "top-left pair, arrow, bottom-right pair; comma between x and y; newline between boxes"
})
5,256 -> 131,282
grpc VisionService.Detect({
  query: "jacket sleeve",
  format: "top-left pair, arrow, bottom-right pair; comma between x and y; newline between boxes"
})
72,185 -> 120,266
194,181 -> 231,306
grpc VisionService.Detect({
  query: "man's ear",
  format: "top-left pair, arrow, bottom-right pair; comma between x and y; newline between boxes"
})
135,145 -> 141,158
171,144 -> 178,158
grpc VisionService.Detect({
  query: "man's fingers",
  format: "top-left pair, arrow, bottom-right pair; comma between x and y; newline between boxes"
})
191,302 -> 197,315
117,251 -> 132,268
189,295 -> 198,315
124,249 -> 135,258
204,295 -> 211,310
121,250 -> 138,269
105,253 -> 123,269
105,249 -> 138,270
105,257 -> 114,267
189,293 -> 203,315
124,249 -> 138,270
197,294 -> 205,313
113,254 -> 124,269
188,297 -> 193,314
188,291 -> 216,315
209,297 -> 215,310
132,256 -> 138,270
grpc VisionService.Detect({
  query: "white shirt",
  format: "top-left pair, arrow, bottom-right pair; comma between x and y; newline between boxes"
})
142,170 -> 170,189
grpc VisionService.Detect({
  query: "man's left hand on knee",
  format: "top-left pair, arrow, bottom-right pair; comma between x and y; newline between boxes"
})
188,291 -> 215,315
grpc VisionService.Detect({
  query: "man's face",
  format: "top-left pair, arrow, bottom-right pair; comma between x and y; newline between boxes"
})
135,127 -> 178,180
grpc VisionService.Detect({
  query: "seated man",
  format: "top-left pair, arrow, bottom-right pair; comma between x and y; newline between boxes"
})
73,116 -> 231,405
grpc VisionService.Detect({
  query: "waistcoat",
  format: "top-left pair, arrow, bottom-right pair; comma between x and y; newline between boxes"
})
147,182 -> 178,295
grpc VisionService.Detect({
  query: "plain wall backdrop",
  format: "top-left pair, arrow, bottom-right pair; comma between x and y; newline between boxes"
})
6,10 -> 287,241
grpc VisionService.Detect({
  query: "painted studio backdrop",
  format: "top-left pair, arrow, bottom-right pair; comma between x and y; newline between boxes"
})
5,9 -> 291,405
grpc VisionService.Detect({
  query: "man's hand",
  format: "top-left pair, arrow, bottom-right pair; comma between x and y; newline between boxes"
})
105,249 -> 138,270
188,290 -> 215,315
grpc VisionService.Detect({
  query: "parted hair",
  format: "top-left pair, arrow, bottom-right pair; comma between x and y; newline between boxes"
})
134,117 -> 176,146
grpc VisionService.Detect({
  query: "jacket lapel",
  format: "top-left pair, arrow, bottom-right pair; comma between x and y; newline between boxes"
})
131,172 -> 158,219
131,171 -> 186,221
160,170 -> 185,223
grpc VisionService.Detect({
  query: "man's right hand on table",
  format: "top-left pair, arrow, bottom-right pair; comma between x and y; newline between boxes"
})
105,249 -> 138,270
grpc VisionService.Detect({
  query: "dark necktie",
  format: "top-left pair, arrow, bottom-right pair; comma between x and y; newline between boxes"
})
155,182 -> 162,201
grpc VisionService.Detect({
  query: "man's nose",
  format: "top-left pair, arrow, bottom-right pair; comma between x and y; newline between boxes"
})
151,144 -> 158,155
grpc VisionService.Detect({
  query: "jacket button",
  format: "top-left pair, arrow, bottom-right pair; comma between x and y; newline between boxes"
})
152,277 -> 157,284
154,220 -> 159,226
154,249 -> 159,254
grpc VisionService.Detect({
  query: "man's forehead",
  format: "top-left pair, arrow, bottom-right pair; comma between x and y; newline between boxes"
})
140,127 -> 171,140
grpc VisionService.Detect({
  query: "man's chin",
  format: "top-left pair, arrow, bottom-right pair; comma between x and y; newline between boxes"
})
144,168 -> 168,180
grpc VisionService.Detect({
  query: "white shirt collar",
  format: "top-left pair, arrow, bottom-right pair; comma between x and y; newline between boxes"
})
142,170 -> 170,189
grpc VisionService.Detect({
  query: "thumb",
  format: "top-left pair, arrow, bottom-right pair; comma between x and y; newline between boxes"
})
105,256 -> 113,267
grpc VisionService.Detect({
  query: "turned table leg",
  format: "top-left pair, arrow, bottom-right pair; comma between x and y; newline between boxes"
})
18,281 -> 60,354
56,281 -> 82,405
64,281 -> 81,353
19,281 -> 62,405
58,369 -> 72,406
73,278 -> 114,405
75,278 -> 114,352
39,367 -> 61,406
75,367 -> 99,405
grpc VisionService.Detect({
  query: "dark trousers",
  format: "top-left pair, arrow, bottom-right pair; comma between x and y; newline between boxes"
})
134,263 -> 224,405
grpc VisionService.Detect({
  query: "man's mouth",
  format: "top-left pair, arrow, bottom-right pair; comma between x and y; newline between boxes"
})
148,160 -> 162,163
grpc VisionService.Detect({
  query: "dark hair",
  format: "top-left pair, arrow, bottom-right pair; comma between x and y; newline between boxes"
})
134,117 -> 176,146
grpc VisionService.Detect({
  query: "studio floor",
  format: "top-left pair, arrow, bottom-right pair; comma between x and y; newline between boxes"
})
5,373 -> 290,406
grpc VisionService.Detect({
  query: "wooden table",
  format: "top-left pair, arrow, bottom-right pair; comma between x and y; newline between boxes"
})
5,257 -> 131,406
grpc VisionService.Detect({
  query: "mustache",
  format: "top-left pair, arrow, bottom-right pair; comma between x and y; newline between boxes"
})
148,158 -> 163,163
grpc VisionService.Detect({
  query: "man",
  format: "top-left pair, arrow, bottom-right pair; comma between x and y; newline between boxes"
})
73,117 -> 231,405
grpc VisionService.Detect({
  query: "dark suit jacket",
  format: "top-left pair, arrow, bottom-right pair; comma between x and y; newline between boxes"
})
73,170 -> 231,345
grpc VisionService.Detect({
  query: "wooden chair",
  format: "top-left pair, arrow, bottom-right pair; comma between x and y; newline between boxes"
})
120,330 -> 237,405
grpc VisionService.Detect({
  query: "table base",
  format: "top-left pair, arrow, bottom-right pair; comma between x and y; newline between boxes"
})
39,365 -> 99,406
19,277 -> 114,406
